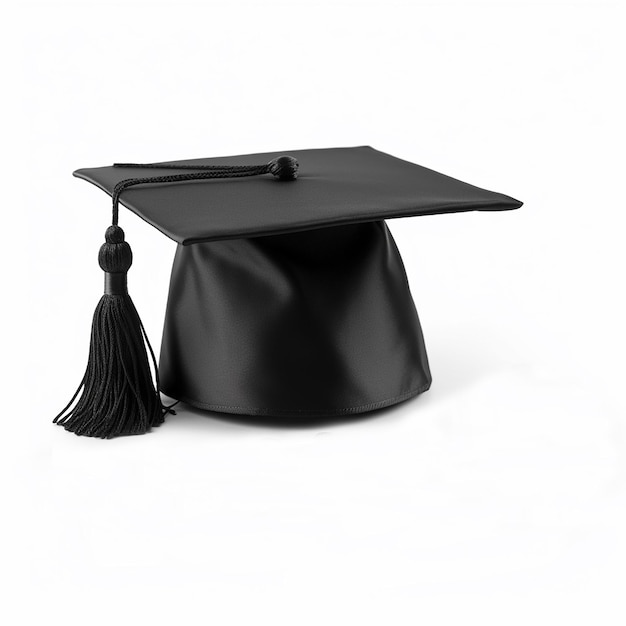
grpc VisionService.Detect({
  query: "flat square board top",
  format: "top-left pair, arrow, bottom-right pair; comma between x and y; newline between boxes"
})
74,146 -> 522,245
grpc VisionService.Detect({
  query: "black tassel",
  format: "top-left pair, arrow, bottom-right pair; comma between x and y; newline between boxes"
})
54,226 -> 168,438
55,156 -> 297,438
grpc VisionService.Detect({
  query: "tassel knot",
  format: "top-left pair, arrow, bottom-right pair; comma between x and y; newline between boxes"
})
99,225 -> 132,273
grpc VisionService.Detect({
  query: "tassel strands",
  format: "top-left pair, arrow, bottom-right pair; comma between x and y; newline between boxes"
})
54,226 -> 168,438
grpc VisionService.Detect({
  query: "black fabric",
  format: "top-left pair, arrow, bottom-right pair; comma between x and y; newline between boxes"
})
74,146 -> 522,245
71,146 -> 521,419
159,221 -> 431,415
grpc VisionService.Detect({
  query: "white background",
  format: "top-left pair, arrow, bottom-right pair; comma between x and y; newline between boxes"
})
4,0 -> 626,624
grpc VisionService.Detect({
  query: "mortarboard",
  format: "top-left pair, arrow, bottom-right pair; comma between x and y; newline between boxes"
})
54,146 -> 522,438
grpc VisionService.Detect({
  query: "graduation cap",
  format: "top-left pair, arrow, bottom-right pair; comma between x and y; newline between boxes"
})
54,146 -> 522,438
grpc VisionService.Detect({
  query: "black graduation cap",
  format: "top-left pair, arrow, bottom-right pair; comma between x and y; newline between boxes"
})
54,146 -> 522,438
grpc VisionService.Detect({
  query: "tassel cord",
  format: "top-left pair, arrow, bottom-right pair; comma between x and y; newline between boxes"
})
110,156 -> 298,225
111,164 -> 270,226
